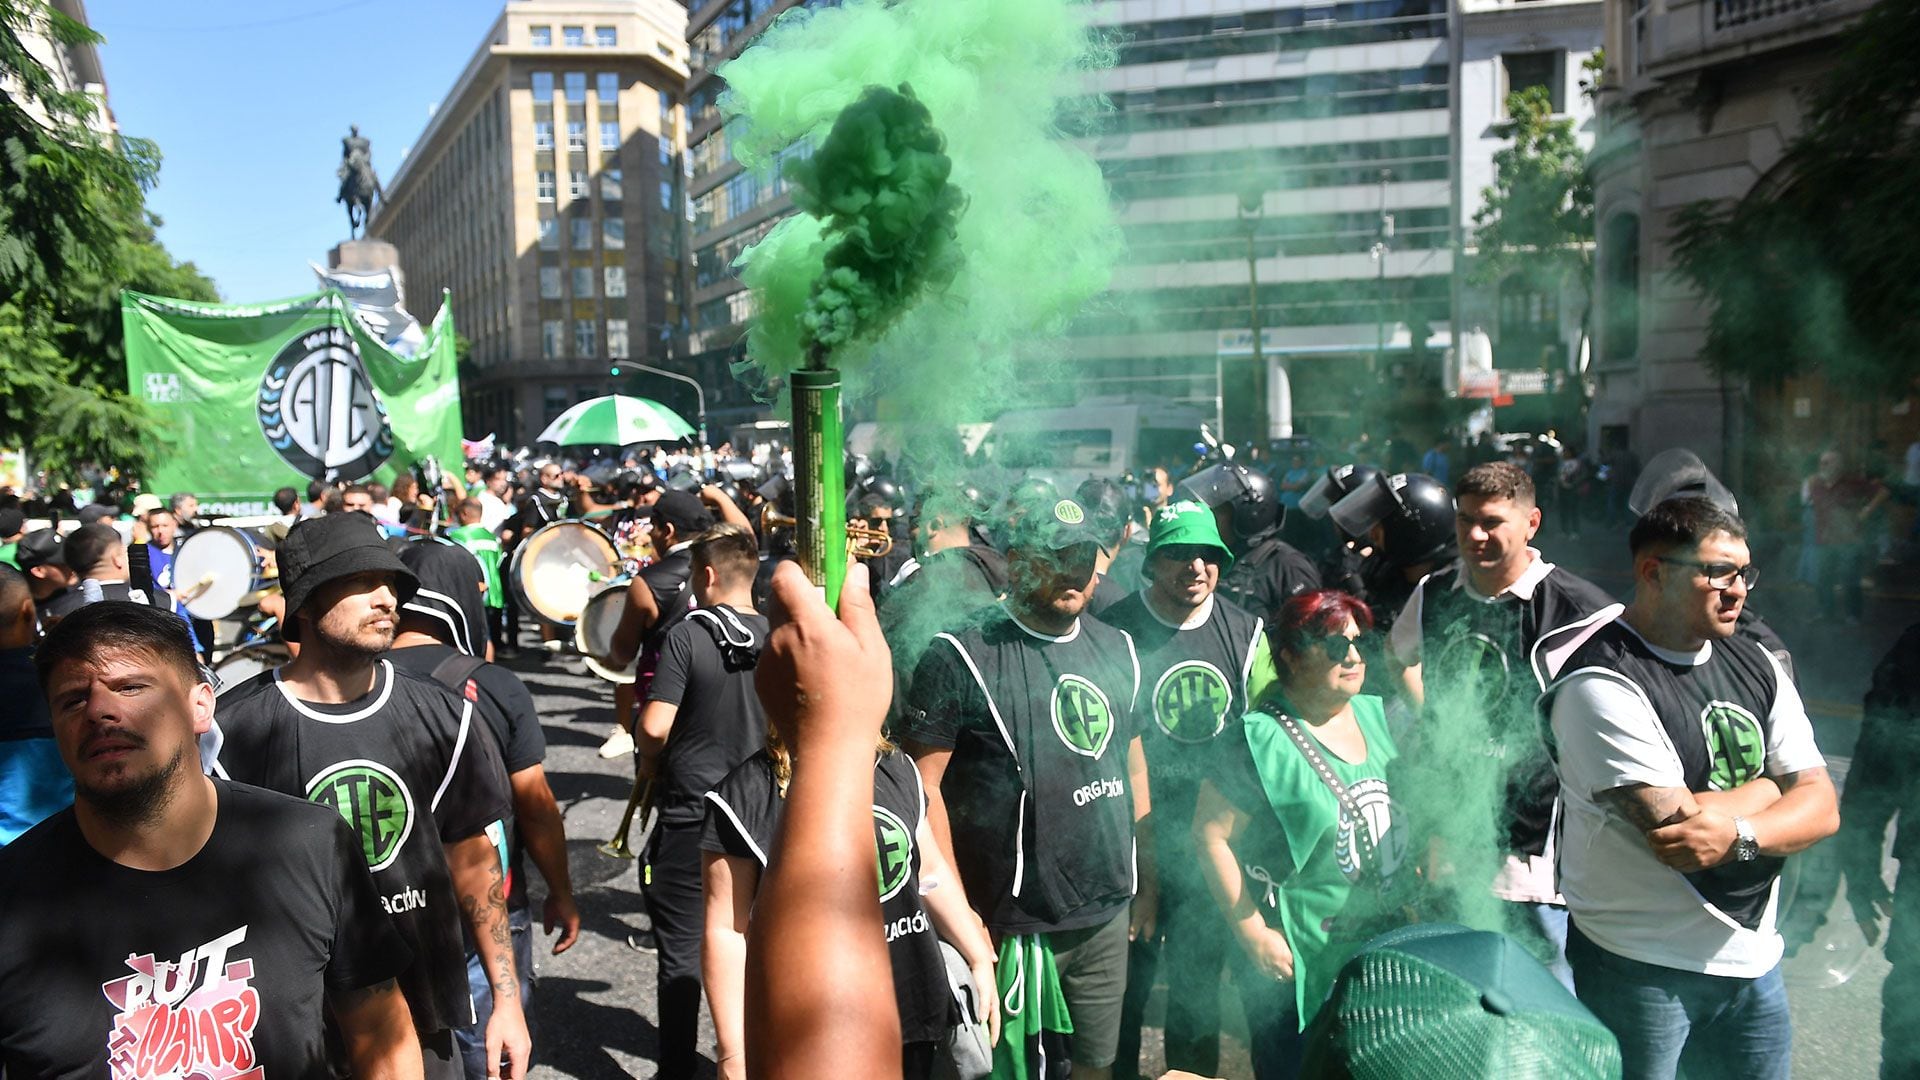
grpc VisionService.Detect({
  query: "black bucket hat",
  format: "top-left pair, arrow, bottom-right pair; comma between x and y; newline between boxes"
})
279,512 -> 418,642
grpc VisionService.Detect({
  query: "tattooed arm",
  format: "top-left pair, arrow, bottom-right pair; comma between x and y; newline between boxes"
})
448,831 -> 531,1078
328,978 -> 423,1079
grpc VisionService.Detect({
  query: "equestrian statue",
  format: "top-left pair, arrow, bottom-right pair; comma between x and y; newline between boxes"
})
336,125 -> 384,238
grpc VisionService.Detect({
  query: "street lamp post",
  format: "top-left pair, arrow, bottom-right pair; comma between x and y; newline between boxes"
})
625,360 -> 708,447
1236,185 -> 1270,452
1370,169 -> 1394,378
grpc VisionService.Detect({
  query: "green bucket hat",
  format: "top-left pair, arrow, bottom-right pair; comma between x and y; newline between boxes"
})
1143,499 -> 1233,570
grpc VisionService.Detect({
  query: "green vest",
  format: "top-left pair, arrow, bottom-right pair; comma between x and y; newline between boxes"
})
1242,693 -> 1409,1026
448,524 -> 504,608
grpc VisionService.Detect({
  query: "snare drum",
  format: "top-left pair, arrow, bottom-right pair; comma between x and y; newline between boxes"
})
173,527 -> 272,620
509,520 -> 620,626
574,583 -> 636,683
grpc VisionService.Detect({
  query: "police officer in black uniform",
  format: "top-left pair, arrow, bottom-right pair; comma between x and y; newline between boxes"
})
1326,471 -> 1458,641
1179,461 -> 1320,622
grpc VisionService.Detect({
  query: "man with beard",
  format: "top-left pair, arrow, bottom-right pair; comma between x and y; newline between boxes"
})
904,495 -> 1152,1080
1099,501 -> 1269,1080
1542,497 -> 1835,1078
0,602 -> 419,1076
210,512 -> 526,1078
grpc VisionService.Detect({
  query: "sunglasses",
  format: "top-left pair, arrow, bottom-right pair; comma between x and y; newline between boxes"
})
1657,557 -> 1759,591
1152,544 -> 1221,565
1310,633 -> 1365,660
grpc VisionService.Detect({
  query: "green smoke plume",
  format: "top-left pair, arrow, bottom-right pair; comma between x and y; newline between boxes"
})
720,0 -> 1120,400
784,84 -> 965,359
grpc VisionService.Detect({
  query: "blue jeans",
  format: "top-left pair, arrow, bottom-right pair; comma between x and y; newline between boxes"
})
1566,924 -> 1791,1080
1513,901 -> 1574,992
456,905 -> 536,1079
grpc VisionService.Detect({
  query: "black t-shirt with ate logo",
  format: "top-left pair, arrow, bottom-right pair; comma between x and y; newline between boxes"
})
0,780 -> 409,1079
904,607 -> 1141,935
211,660 -> 512,1035
702,749 -> 952,1043
646,605 -> 770,825
1099,592 -> 1264,872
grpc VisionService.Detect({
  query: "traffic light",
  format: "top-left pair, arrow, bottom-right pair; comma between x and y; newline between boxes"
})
610,364 -> 622,377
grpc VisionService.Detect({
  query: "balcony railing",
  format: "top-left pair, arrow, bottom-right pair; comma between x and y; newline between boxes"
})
1713,0 -> 1827,30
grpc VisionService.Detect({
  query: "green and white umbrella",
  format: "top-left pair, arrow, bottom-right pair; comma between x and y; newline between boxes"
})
535,394 -> 695,446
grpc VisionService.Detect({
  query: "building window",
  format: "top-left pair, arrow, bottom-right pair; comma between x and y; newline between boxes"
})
660,180 -> 674,211
1601,213 -> 1641,362
602,168 -> 623,200
574,319 -> 597,357
1501,52 -> 1563,113
601,120 -> 620,150
563,26 -> 584,47
530,25 -> 552,47
597,72 -> 619,102
533,120 -> 553,150
565,72 -> 586,102
540,267 -> 562,299
595,26 -> 617,47
569,170 -> 589,198
573,266 -> 595,297
532,72 -> 554,102
538,217 -> 558,250
604,218 -> 625,249
607,318 -> 630,359
541,321 -> 564,359
572,218 -> 592,250
659,90 -> 673,129
605,265 -> 627,297
536,170 -> 556,201
567,120 -> 586,151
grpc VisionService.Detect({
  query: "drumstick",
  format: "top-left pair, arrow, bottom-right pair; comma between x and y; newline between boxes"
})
175,572 -> 218,604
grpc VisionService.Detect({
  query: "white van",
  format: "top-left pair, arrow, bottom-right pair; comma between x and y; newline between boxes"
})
980,398 -> 1208,488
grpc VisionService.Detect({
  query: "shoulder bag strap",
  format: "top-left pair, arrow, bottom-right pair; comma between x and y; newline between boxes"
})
1272,711 -> 1380,873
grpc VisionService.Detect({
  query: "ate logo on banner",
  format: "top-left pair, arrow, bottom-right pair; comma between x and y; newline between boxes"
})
100,925 -> 263,1080
258,325 -> 394,482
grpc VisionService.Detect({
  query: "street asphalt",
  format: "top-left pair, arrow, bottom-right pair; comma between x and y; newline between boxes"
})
500,517 -> 1913,1078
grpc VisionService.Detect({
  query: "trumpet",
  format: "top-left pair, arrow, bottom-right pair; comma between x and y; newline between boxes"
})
761,505 -> 894,560
600,775 -> 654,860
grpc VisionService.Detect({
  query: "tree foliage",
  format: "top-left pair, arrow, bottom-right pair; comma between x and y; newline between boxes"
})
1470,85 -> 1594,292
1670,0 -> 1920,396
0,0 -> 217,479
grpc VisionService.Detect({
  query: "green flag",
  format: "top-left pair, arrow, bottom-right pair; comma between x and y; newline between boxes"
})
122,288 -> 463,516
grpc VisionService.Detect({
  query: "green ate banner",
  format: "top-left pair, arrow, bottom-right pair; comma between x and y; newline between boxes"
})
122,289 -> 463,516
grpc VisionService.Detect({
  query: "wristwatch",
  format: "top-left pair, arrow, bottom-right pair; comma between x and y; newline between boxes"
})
1732,816 -> 1759,862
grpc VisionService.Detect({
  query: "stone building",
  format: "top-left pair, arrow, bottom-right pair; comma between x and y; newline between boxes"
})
1587,0 -> 1878,483
370,0 -> 690,444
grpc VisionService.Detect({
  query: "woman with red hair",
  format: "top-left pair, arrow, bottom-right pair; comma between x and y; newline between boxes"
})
1193,588 -> 1415,1078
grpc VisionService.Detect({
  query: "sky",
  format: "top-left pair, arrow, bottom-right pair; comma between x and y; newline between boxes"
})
88,0 -> 503,303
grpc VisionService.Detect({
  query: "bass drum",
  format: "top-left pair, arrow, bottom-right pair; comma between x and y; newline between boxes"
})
173,526 -> 273,620
509,520 -> 621,626
575,583 -> 636,684
212,642 -> 291,692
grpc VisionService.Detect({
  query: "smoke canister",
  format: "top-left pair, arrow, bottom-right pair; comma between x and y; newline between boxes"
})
790,368 -> 848,608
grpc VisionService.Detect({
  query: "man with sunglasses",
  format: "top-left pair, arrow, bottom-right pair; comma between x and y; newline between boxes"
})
1387,461 -> 1614,986
904,494 -> 1150,1080
1541,496 -> 1835,1080
1099,501 -> 1270,1080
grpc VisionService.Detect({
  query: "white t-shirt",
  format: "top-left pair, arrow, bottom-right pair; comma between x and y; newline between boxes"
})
1549,625 -> 1826,977
476,491 -> 513,532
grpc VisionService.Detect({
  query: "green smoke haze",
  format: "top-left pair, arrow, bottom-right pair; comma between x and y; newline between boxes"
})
720,0 -> 1121,407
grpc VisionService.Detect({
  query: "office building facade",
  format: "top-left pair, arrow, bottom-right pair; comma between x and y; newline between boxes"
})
370,0 -> 690,445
